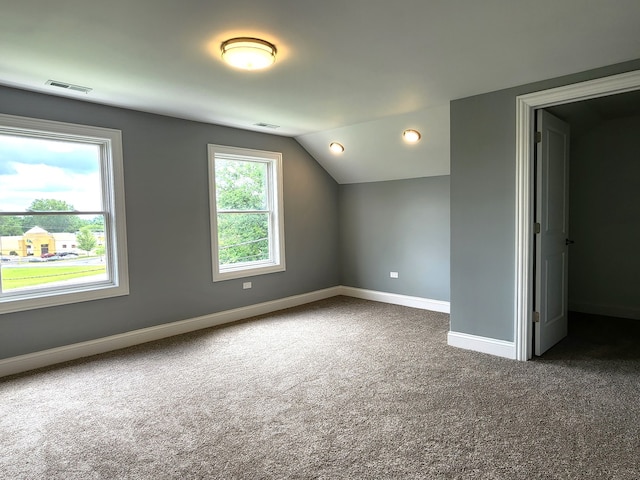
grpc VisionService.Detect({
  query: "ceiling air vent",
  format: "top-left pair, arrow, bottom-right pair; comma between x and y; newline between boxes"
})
254,122 -> 280,129
45,80 -> 92,94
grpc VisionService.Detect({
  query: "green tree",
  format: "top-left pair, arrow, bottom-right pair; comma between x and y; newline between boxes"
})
84,216 -> 105,232
23,199 -> 82,233
0,215 -> 24,236
28,199 -> 74,212
95,245 -> 106,261
76,227 -> 97,254
217,213 -> 269,264
215,160 -> 270,265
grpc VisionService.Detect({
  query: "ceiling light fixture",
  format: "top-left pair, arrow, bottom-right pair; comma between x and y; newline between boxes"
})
329,142 -> 345,154
220,37 -> 277,70
402,129 -> 422,143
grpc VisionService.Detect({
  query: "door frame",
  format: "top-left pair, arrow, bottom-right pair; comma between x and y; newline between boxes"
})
514,69 -> 640,361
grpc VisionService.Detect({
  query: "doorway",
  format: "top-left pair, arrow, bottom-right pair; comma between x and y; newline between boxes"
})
514,70 -> 640,361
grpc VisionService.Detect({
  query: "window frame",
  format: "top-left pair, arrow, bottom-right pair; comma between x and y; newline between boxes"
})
0,113 -> 129,314
208,144 -> 285,282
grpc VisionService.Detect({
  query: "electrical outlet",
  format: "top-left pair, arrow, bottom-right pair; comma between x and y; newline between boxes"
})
243,282 -> 252,289
390,272 -> 399,279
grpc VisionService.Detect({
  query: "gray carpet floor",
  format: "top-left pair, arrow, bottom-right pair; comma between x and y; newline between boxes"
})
1,296 -> 638,479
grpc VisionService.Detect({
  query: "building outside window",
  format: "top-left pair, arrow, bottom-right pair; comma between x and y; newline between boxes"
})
207,144 -> 285,281
0,114 -> 129,314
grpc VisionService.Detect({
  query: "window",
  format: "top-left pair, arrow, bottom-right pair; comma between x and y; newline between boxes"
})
208,144 -> 285,281
0,114 -> 129,314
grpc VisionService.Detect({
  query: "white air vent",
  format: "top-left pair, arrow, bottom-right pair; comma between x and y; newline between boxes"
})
254,122 -> 280,129
45,80 -> 92,94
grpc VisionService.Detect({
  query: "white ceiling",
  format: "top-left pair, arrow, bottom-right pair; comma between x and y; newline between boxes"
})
1,0 -> 639,183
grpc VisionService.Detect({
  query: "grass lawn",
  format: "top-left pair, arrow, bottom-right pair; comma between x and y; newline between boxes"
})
1,265 -> 106,290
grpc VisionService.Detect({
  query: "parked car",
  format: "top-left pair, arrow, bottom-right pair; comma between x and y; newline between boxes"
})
41,252 -> 57,258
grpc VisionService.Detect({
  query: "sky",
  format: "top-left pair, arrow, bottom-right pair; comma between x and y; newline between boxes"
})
0,134 -> 102,212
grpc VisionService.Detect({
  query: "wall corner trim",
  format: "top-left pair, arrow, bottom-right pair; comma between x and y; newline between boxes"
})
0,286 -> 341,379
339,286 -> 450,313
447,331 -> 516,359
0,285 -> 450,379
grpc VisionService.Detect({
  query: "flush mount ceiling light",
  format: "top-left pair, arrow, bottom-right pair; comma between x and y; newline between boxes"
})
220,37 -> 277,70
402,129 -> 422,143
329,142 -> 345,154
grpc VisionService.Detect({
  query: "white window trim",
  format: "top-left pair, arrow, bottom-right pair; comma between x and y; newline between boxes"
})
208,144 -> 285,282
0,114 -> 129,314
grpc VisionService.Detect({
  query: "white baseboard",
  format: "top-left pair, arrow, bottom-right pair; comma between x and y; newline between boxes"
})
1,285 -> 452,378
569,302 -> 640,321
339,286 -> 450,313
447,331 -> 516,360
0,286 -> 341,378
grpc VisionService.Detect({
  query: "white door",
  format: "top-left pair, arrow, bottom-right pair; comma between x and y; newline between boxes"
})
535,109 -> 570,355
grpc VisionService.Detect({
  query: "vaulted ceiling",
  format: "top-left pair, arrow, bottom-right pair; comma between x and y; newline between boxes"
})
1,1 -> 639,183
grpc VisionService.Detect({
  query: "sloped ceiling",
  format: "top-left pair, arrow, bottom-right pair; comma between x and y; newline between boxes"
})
1,1 -> 639,183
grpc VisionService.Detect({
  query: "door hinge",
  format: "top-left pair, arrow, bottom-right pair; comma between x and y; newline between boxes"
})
533,311 -> 540,323
535,131 -> 542,143
534,222 -> 541,234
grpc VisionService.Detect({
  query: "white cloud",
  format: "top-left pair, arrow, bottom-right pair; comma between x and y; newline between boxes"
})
0,162 -> 101,212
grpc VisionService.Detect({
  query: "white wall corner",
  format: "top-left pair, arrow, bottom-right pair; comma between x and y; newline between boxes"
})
338,286 -> 450,313
447,331 -> 517,360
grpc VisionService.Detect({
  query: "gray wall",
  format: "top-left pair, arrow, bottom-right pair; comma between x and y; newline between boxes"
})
0,85 -> 340,360
339,176 -> 450,301
568,114 -> 640,319
450,58 -> 640,341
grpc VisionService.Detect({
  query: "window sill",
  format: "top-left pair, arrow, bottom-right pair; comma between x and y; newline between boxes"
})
213,263 -> 285,282
0,282 -> 129,315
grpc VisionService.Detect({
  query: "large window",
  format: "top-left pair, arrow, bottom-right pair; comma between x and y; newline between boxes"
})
208,144 -> 285,281
0,114 -> 129,314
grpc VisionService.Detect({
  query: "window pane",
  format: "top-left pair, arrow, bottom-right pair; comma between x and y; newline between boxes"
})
0,214 -> 107,292
215,159 -> 267,211
217,212 -> 269,266
0,134 -> 102,213
0,115 -> 128,314
208,144 -> 284,282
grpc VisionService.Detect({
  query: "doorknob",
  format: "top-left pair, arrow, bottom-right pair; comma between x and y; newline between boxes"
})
565,239 -> 575,246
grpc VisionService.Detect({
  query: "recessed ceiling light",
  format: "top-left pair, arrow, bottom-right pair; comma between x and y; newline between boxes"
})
329,142 -> 345,154
402,129 -> 422,143
220,37 -> 277,70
